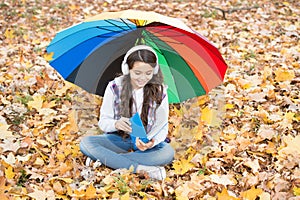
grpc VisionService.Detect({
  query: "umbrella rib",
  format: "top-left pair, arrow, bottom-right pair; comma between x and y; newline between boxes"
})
93,19 -> 135,35
104,19 -> 135,31
146,24 -> 187,37
143,33 -> 184,46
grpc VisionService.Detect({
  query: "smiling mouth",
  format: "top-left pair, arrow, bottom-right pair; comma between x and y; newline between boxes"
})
137,79 -> 147,84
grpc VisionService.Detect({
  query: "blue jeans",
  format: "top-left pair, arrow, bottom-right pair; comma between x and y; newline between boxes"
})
80,133 -> 175,173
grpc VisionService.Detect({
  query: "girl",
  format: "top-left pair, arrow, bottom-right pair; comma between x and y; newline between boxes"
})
80,45 -> 174,180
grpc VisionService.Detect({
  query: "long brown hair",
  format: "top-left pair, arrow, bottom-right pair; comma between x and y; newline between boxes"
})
119,49 -> 164,130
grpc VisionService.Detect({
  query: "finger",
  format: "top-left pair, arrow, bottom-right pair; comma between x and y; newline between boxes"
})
124,118 -> 131,126
120,117 -> 131,125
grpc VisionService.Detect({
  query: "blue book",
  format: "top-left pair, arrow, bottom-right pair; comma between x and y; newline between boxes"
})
130,113 -> 149,150
130,113 -> 147,138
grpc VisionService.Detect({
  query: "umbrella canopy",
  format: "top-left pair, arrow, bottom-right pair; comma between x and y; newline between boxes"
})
46,10 -> 228,103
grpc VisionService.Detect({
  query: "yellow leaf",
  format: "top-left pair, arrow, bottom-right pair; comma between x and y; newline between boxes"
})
275,68 -> 295,82
172,158 -> 194,175
44,52 -> 54,61
73,189 -> 85,198
284,112 -> 295,121
242,83 -> 252,90
197,95 -> 209,105
5,166 -> 15,179
85,184 -> 97,199
4,29 -> 15,39
120,192 -> 130,200
27,95 -> 44,110
217,188 -> 239,200
240,186 -> 263,200
56,153 -> 66,162
283,1 -> 290,6
55,82 -> 74,96
225,103 -> 235,109
200,107 -> 222,127
293,187 -> 300,196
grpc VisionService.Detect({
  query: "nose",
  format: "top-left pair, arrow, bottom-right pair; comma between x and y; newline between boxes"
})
139,73 -> 148,80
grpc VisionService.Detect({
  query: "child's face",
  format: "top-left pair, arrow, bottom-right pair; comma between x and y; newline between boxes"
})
130,61 -> 154,90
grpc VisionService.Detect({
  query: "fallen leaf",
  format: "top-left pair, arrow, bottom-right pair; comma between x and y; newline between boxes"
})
120,191 -> 130,200
85,184 -> 97,199
44,52 -> 54,61
243,159 -> 261,174
293,187 -> 300,196
0,177 -> 9,200
27,95 -> 44,110
209,174 -> 236,186
200,107 -> 222,127
217,188 -> 239,200
27,187 -> 56,200
5,166 -> 15,180
278,135 -> 300,156
275,68 -> 295,82
173,158 -> 195,175
4,28 -> 15,39
0,138 -> 21,153
0,124 -> 14,139
240,186 -> 263,200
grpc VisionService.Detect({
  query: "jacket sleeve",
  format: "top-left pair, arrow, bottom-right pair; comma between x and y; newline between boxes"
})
98,82 -> 118,132
147,86 -> 169,146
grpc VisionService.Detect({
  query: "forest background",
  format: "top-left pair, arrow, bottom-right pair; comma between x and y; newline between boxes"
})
0,0 -> 299,199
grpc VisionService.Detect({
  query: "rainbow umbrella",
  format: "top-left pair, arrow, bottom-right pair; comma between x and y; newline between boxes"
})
46,10 -> 228,103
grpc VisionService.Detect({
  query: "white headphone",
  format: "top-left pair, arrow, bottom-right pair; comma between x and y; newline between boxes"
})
121,45 -> 159,75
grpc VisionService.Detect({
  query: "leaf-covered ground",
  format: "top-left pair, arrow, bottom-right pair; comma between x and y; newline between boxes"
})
0,0 -> 299,199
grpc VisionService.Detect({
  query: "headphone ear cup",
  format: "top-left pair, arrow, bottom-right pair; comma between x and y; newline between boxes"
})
121,62 -> 129,75
153,64 -> 159,74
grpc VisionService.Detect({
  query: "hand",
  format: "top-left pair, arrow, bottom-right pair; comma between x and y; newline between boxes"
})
115,117 -> 132,133
135,138 -> 154,151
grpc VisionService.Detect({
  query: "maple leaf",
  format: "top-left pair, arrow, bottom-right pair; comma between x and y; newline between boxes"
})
44,52 -> 54,61
293,187 -> 300,196
85,184 -> 97,199
27,95 -> 44,110
4,28 -> 15,39
278,135 -> 300,157
240,186 -> 263,200
0,138 -> 21,153
1,152 -> 16,166
120,191 -> 130,200
172,158 -> 195,175
275,68 -> 295,82
27,187 -> 56,200
5,166 -> 15,180
217,188 -> 239,200
200,106 -> 222,127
